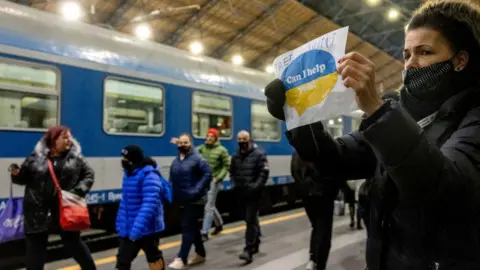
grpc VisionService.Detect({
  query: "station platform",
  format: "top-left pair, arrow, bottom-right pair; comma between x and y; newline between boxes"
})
45,209 -> 366,270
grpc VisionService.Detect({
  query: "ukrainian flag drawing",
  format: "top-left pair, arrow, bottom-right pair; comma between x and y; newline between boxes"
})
281,50 -> 338,116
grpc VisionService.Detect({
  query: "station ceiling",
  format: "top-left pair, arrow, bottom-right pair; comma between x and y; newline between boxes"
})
11,0 -> 462,91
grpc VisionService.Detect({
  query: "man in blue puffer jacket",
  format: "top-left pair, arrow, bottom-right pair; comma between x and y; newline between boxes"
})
115,145 -> 172,270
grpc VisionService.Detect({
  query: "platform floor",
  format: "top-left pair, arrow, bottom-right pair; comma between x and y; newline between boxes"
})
45,209 -> 367,270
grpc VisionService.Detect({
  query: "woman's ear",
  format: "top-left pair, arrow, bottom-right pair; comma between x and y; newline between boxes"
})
265,79 -> 286,121
453,50 -> 469,72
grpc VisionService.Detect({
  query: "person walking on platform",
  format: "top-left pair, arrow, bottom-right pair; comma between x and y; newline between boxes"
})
291,151 -> 339,270
115,145 -> 172,270
264,1 -> 480,269
230,130 -> 269,263
197,128 -> 230,241
339,181 -> 358,229
9,125 -> 96,270
168,134 -> 212,269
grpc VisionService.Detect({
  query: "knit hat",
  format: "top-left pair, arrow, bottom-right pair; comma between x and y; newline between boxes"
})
44,125 -> 70,148
121,145 -> 145,165
207,128 -> 219,138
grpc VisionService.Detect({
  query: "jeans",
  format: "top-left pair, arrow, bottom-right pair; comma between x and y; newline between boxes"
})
115,234 -> 163,270
304,195 -> 335,270
25,231 -> 96,270
178,204 -> 206,264
201,181 -> 224,234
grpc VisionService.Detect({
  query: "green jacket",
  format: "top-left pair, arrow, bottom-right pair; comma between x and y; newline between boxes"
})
197,142 -> 230,182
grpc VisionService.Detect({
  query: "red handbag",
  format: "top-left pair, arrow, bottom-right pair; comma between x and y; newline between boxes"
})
47,159 -> 91,231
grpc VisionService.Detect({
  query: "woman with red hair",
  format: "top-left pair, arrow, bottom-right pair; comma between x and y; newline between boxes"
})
10,125 -> 96,270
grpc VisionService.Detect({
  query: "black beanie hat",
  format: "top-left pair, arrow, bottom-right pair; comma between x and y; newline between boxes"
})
121,145 -> 145,165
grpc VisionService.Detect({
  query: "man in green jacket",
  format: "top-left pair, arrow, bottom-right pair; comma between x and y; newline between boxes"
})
198,128 -> 230,241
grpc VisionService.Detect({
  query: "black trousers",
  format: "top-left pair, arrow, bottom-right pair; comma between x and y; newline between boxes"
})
25,231 -> 96,270
115,234 -> 163,270
178,203 -> 206,264
303,195 -> 335,270
238,191 -> 261,253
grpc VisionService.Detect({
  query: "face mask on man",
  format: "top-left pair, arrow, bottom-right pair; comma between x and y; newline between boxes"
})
238,142 -> 249,151
178,146 -> 190,154
121,159 -> 134,171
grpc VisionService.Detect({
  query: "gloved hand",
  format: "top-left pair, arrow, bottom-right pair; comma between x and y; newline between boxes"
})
265,79 -> 286,121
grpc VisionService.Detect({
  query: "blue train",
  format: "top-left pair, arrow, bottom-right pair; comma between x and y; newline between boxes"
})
0,1 -> 359,233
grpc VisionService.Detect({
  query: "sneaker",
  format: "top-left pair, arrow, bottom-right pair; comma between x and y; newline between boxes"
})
239,251 -> 252,263
211,225 -> 223,235
187,253 -> 206,265
168,258 -> 186,269
306,260 -> 316,270
201,233 -> 208,242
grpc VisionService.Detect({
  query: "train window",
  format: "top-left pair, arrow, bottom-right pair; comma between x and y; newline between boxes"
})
103,78 -> 164,136
251,102 -> 281,141
192,92 -> 232,138
0,60 -> 59,130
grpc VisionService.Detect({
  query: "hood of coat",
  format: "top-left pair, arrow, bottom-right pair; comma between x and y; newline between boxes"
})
34,136 -> 82,158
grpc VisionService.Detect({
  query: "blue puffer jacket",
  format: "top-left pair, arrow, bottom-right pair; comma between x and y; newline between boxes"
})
116,163 -> 172,241
170,149 -> 212,204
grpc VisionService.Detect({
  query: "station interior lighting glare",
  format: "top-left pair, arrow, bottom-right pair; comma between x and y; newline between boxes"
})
135,24 -> 152,40
337,117 -> 343,123
189,41 -> 204,55
60,1 -> 82,21
365,0 -> 382,7
328,119 -> 335,125
387,8 -> 400,21
265,65 -> 274,73
232,54 -> 244,65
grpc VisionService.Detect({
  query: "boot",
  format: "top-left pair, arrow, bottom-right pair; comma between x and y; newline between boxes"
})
148,258 -> 165,270
239,251 -> 253,263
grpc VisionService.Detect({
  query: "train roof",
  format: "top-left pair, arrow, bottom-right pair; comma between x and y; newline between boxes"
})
0,1 -> 275,100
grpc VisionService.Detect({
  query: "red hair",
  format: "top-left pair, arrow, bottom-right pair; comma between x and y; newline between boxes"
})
44,125 -> 70,148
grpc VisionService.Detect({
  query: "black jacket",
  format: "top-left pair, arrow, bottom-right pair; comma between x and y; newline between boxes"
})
266,80 -> 480,269
229,143 -> 269,191
11,137 -> 94,234
291,150 -> 338,198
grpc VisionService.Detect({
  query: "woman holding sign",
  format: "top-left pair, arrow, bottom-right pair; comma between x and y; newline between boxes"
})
265,1 -> 480,270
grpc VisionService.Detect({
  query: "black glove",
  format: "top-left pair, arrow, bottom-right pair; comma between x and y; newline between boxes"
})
265,79 -> 286,121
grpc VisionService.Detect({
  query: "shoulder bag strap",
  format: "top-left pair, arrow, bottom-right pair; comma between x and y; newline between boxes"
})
47,159 -> 62,199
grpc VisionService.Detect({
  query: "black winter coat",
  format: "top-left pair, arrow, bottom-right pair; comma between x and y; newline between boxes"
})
11,138 -> 94,234
291,150 -> 338,199
229,143 -> 269,192
267,85 -> 480,269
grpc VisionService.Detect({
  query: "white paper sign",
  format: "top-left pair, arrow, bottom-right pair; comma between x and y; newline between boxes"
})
273,26 -> 357,130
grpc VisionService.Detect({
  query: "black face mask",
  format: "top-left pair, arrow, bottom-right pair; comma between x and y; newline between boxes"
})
402,60 -> 455,101
178,146 -> 190,154
238,142 -> 249,151
400,60 -> 458,121
121,160 -> 134,171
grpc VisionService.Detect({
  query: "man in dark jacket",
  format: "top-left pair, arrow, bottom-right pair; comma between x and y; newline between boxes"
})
230,130 -> 269,263
291,151 -> 339,270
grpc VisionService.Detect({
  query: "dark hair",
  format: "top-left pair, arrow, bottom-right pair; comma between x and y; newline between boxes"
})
406,1 -> 480,85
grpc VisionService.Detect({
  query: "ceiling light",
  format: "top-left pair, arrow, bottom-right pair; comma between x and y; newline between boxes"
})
135,24 -> 151,40
387,8 -> 400,21
232,54 -> 244,66
365,0 -> 382,7
60,1 -> 82,21
189,41 -> 204,55
328,119 -> 334,125
265,65 -> 274,73
337,117 -> 343,123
